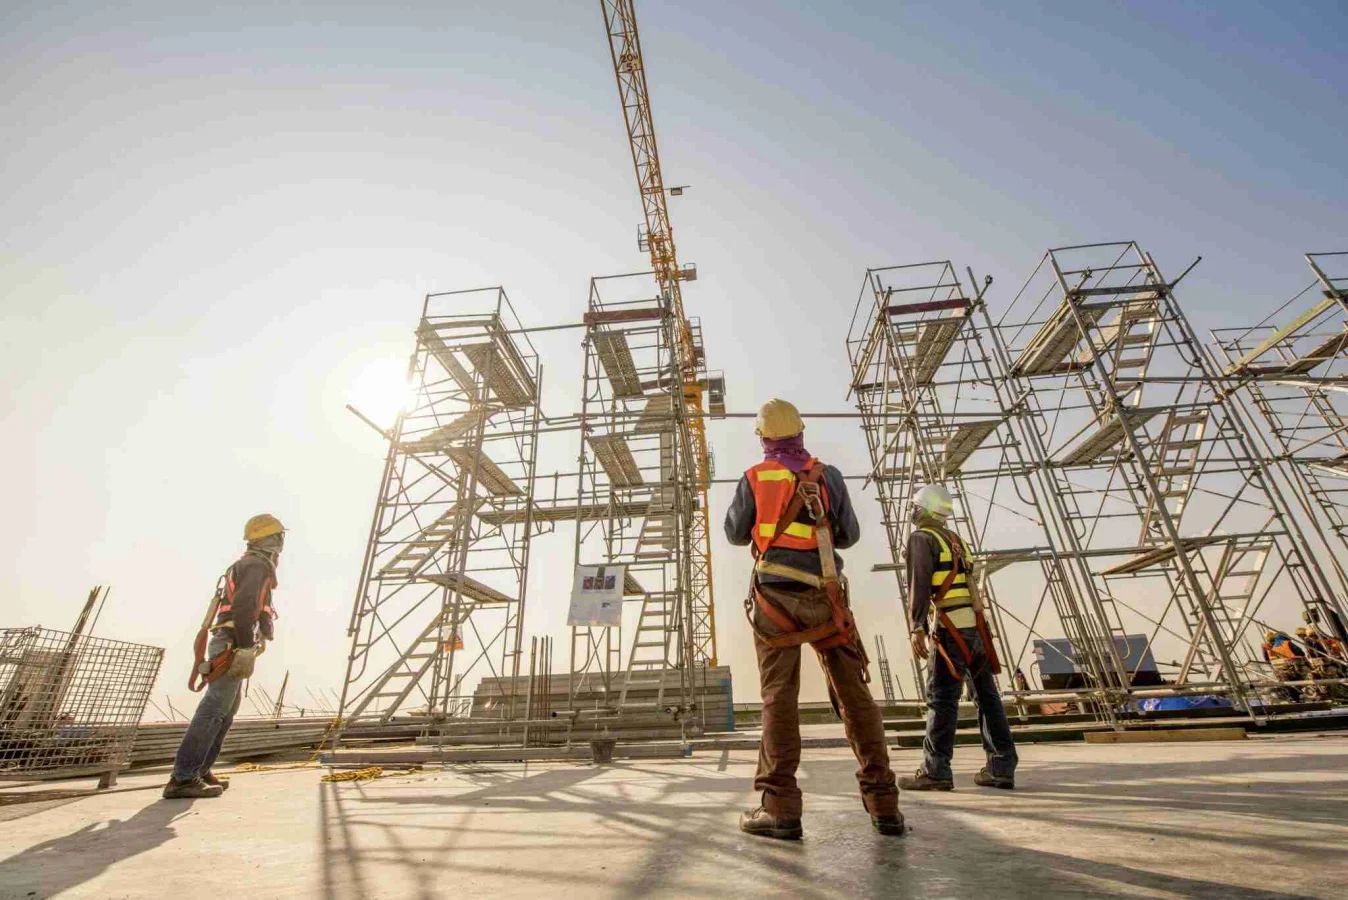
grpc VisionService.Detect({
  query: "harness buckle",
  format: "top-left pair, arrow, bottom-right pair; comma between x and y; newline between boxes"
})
798,481 -> 825,523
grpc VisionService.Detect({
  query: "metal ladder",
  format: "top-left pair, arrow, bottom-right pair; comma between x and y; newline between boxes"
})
1140,409 -> 1208,542
1176,541 -> 1270,683
618,590 -> 674,710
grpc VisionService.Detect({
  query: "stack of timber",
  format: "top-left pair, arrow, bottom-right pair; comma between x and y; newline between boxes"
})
128,716 -> 338,766
411,666 -> 734,747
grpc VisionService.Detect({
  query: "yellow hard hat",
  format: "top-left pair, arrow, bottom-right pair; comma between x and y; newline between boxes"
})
1264,630 -> 1277,642
1296,627 -> 1309,636
755,398 -> 804,439
244,513 -> 286,542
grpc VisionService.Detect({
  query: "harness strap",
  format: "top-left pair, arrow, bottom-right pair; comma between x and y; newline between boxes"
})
928,533 -> 1003,676
930,549 -> 975,674
753,559 -> 823,588
753,590 -> 851,649
745,463 -> 868,676
931,633 -> 960,680
764,466 -> 822,554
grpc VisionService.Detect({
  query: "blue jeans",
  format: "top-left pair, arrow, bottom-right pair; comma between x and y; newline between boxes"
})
171,634 -> 242,782
922,627 -> 1017,781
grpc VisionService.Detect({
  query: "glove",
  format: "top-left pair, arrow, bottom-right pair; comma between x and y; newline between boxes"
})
226,647 -> 257,679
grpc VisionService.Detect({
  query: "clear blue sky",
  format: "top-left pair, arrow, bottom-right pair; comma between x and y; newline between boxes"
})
3,1 -> 1345,710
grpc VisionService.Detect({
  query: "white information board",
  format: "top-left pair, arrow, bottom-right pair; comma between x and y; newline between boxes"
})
566,564 -> 624,627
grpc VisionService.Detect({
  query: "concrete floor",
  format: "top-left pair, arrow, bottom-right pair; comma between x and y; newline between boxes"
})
1,732 -> 1345,899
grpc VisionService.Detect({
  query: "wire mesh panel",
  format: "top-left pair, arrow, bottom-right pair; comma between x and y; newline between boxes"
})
0,627 -> 163,781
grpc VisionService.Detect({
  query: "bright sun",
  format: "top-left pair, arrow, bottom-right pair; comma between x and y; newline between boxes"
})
349,358 -> 414,428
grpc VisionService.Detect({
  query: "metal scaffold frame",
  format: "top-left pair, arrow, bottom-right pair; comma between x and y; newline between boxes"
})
995,242 -> 1345,714
1211,250 -> 1348,647
845,260 -> 1127,722
849,243 -> 1348,721
335,288 -> 545,733
568,273 -> 696,719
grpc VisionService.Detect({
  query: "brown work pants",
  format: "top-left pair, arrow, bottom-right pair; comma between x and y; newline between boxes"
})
752,582 -> 899,818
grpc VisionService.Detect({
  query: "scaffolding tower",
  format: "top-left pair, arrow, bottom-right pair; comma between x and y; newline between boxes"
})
845,261 -> 1127,718
991,242 -> 1340,711
568,273 -> 698,718
1211,251 -> 1348,643
336,288 -> 544,731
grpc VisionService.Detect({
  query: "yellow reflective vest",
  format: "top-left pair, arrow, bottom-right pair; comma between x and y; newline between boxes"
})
920,527 -> 976,629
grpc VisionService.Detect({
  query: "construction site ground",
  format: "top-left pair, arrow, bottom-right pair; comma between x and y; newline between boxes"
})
2,730 -> 1345,899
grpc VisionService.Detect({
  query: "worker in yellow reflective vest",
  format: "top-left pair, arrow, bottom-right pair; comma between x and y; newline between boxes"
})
899,485 -> 1018,791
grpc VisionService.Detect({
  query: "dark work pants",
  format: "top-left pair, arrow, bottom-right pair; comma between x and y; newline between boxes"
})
923,627 -> 1018,781
172,634 -> 243,782
753,583 -> 899,818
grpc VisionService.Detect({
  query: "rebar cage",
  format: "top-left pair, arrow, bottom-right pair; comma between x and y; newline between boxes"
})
0,627 -> 163,781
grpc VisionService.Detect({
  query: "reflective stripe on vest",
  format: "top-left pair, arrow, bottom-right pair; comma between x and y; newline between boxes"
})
218,564 -> 277,623
920,527 -> 976,630
759,521 -> 815,540
746,459 -> 829,555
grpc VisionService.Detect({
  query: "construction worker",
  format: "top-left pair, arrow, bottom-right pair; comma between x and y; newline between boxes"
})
1300,627 -> 1328,660
726,399 -> 902,839
1299,627 -> 1347,701
899,485 -> 1018,791
163,514 -> 284,799
1261,629 -> 1306,702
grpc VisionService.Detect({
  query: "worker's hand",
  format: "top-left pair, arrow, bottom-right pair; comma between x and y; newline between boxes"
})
910,630 -> 930,661
227,647 -> 257,679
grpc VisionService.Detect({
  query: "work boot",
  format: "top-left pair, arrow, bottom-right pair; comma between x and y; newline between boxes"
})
739,805 -> 803,840
871,812 -> 906,836
974,767 -> 1015,790
162,777 -> 224,800
200,771 -> 230,791
898,768 -> 954,791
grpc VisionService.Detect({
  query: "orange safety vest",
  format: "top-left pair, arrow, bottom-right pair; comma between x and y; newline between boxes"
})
747,459 -> 830,555
1264,638 -> 1298,661
217,565 -> 278,626
189,557 -> 277,692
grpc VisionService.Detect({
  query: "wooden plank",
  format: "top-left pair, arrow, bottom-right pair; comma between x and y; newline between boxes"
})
584,307 -> 664,325
1084,727 -> 1247,744
885,297 -> 970,317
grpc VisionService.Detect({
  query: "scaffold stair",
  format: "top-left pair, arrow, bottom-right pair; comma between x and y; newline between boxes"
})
398,409 -> 487,455
1139,409 -> 1207,542
343,607 -> 466,726
377,499 -> 482,580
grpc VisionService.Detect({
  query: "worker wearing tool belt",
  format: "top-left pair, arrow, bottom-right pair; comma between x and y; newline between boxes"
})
163,514 -> 283,800
899,485 -> 1018,791
725,399 -> 902,839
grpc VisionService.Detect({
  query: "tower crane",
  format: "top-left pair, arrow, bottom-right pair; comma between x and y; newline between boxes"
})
600,0 -> 719,666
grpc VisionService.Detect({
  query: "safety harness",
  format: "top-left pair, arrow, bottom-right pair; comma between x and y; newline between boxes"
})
743,462 -> 867,677
188,557 -> 276,692
922,525 -> 1001,680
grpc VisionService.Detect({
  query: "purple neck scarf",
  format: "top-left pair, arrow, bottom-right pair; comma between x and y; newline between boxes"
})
762,433 -> 812,473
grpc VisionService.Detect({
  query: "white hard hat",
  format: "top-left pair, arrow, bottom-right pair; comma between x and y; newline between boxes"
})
912,484 -> 954,519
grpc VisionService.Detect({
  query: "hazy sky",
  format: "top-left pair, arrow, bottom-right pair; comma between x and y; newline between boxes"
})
3,1 -> 1345,714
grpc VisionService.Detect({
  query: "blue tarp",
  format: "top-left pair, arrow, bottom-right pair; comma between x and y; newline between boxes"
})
1136,695 -> 1233,712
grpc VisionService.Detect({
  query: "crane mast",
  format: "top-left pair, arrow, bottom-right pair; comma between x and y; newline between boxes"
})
601,0 -> 717,666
